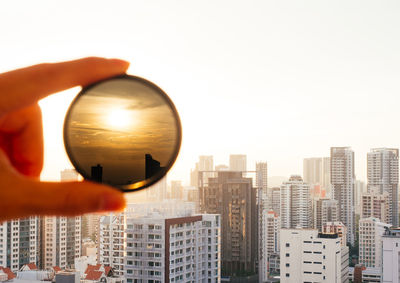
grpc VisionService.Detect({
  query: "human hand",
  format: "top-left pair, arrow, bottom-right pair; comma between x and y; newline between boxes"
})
0,57 -> 129,222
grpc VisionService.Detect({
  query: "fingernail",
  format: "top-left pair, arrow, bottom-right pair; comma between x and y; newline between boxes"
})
99,192 -> 126,211
108,58 -> 130,69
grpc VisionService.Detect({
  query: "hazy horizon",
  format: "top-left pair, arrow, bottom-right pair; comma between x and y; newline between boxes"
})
1,1 -> 399,185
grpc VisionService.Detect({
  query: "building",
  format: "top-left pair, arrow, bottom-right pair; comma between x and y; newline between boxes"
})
267,187 -> 280,216
314,199 -> 338,231
354,180 -> 366,215
256,162 -> 268,194
361,191 -> 389,224
382,227 -> 400,283
99,213 -> 125,277
146,175 -> 167,201
200,171 -> 257,276
280,175 -> 312,229
323,221 -> 347,247
280,228 -> 349,283
170,180 -> 183,199
125,202 -> 220,282
348,265 -> 381,283
331,146 -> 355,244
229,154 -> 247,172
259,210 -> 280,282
359,217 -> 391,268
41,216 -> 81,270
303,157 -> 330,192
0,217 -> 39,272
367,148 -> 399,227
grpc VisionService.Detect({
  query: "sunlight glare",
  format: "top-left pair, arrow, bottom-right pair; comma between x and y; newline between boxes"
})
106,108 -> 133,130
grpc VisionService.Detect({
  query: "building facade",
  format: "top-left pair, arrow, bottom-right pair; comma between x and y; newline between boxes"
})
367,148 -> 399,227
359,217 -> 391,268
361,191 -> 389,224
314,199 -> 338,231
229,155 -> 247,172
382,228 -> 400,283
331,147 -> 355,244
280,229 -> 349,283
280,175 -> 312,229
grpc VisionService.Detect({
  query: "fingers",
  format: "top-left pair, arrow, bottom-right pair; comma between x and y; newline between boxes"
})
0,173 -> 126,221
0,104 -> 43,177
0,57 -> 130,116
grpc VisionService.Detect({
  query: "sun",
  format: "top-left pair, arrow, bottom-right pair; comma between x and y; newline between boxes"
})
105,108 -> 133,129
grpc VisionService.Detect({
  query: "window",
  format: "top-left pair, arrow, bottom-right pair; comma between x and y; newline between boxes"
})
285,253 -> 290,257
286,243 -> 290,247
286,273 -> 290,277
286,263 -> 289,267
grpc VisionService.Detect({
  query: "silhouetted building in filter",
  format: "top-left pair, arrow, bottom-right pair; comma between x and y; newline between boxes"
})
145,154 -> 162,179
91,164 -> 103,182
199,171 -> 257,277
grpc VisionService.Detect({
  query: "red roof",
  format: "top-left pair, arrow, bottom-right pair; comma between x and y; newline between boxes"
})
85,270 -> 103,281
27,263 -> 38,270
104,266 -> 112,276
0,267 -> 16,280
53,266 -> 61,272
84,264 -> 102,274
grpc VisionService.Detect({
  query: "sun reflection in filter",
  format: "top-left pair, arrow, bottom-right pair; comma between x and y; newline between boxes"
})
104,107 -> 136,130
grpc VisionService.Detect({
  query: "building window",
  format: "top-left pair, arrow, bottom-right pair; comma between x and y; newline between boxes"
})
285,253 -> 289,257
286,263 -> 289,267
286,273 -> 290,277
286,243 -> 290,247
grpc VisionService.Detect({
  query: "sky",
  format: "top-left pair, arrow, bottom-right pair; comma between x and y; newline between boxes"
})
0,1 -> 400,185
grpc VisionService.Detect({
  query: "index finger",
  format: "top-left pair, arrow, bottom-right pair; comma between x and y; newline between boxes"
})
0,57 -> 130,116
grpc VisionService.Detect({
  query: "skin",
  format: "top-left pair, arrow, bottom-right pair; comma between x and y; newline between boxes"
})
0,57 -> 129,222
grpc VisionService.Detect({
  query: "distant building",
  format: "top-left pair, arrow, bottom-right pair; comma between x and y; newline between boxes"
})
259,210 -> 279,282
354,180 -> 366,215
361,191 -> 389,224
382,227 -> 400,283
331,146 -> 355,245
229,154 -> 247,171
314,199 -> 338,231
215,164 -> 229,171
367,148 -> 399,227
280,229 -> 349,283
280,175 -> 312,229
323,222 -> 347,247
267,187 -> 281,216
99,213 -> 125,277
170,180 -> 183,199
200,171 -> 257,276
0,218 -> 39,272
359,217 -> 391,268
303,157 -> 330,192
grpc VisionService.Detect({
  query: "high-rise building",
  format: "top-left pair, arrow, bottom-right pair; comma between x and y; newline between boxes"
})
256,162 -> 268,193
361,191 -> 389,224
267,187 -> 281,216
354,180 -> 366,215
215,164 -> 229,171
359,217 -> 391,268
229,154 -> 247,172
280,229 -> 349,283
170,180 -> 183,199
146,176 -> 167,201
200,171 -> 257,276
191,156 -> 214,188
125,203 -> 221,283
303,157 -> 330,192
99,213 -> 125,277
382,227 -> 400,282
259,210 -> 280,282
330,146 -> 355,244
0,217 -> 39,272
314,199 -> 338,231
41,216 -> 81,270
367,148 -> 399,227
280,175 -> 312,229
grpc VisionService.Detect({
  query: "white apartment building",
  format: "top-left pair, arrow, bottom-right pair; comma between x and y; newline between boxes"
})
259,210 -> 280,283
0,217 -> 39,272
331,147 -> 355,245
382,227 -> 400,283
125,210 -> 221,283
280,229 -> 349,283
99,213 -> 125,277
42,216 -> 81,270
314,199 -> 338,231
359,217 -> 391,268
367,148 -> 399,227
303,157 -> 330,192
361,191 -> 389,224
280,175 -> 312,229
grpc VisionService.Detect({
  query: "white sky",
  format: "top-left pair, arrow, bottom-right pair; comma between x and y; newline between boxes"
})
1,0 -> 400,185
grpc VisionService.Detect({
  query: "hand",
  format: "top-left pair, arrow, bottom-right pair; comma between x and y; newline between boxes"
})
0,57 -> 129,222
